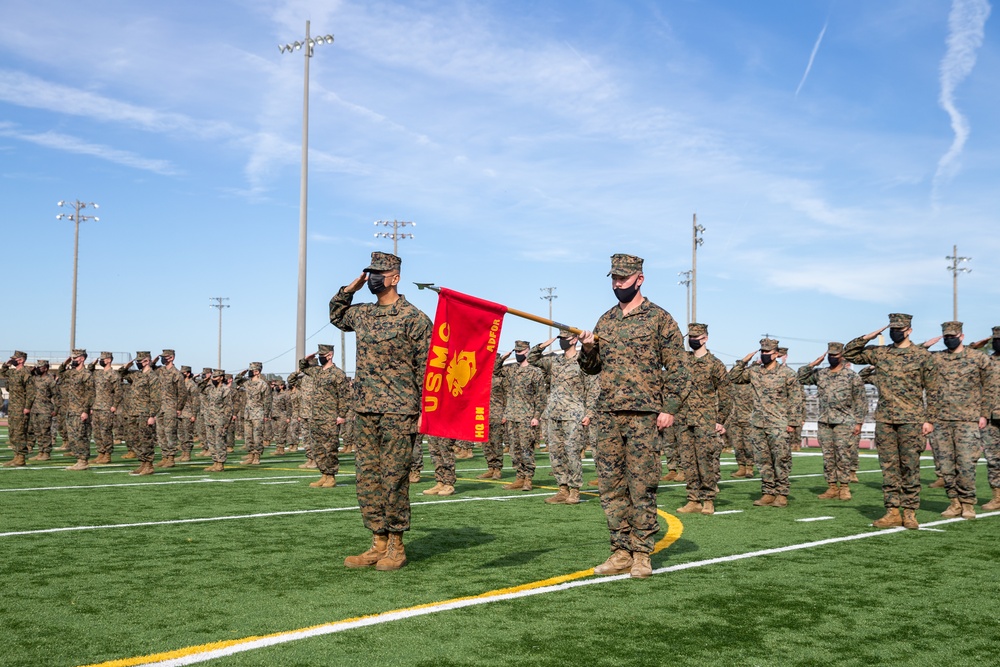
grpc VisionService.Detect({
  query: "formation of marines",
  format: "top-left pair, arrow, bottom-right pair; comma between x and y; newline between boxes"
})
4,251 -> 1000,577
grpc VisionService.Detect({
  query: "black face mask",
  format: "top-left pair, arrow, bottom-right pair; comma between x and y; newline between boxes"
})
558,339 -> 573,351
318,355 -> 329,365
828,355 -> 841,368
889,329 -> 906,344
943,335 -> 962,351
72,360 -> 82,368
760,353 -> 774,365
367,273 -> 387,295
688,338 -> 704,350
101,359 -> 111,368
515,353 -> 527,364
613,282 -> 639,304
993,339 -> 1000,354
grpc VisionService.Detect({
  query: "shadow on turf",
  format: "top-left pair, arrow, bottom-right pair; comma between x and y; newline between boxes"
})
405,526 -> 496,564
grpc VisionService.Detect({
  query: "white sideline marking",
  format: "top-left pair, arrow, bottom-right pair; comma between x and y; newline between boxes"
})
0,491 -> 555,538
713,510 -> 744,515
123,512 -> 1000,667
260,481 -> 298,485
0,474 -> 319,492
919,528 -> 946,532
797,516 -> 835,522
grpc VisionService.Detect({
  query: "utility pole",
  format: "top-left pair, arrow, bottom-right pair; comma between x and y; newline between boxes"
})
945,245 -> 971,321
279,22 -> 335,365
209,297 -> 230,368
539,287 -> 557,340
678,271 -> 692,329
373,219 -> 416,255
692,214 -> 704,323
56,200 -> 99,350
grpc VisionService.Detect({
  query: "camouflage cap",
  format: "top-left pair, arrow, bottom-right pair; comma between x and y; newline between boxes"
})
318,344 -> 334,354
777,347 -> 789,356
100,351 -> 113,360
161,349 -> 175,358
827,342 -> 845,355
180,365 -> 192,373
212,368 -> 224,377
759,338 -> 779,352
365,251 -> 401,273
37,359 -> 49,367
249,362 -> 263,372
71,349 -> 87,358
557,329 -> 578,340
889,313 -> 912,328
514,340 -> 530,352
993,326 -> 1000,339
687,323 -> 708,337
12,350 -> 27,360
941,321 -> 963,336
225,374 -> 233,381
136,351 -> 151,361
607,253 -> 644,277
202,367 -> 213,375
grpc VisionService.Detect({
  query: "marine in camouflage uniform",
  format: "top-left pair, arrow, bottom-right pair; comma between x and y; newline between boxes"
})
494,341 -> 544,490
25,360 -> 57,461
178,366 -> 200,461
1,351 -> 32,467
236,362 -> 273,465
118,352 -> 160,475
201,369 -> 233,471
675,323 -> 732,515
927,321 -> 990,520
844,313 -> 937,529
579,254 -> 691,579
977,326 -> 1000,511
528,330 -> 598,504
226,374 -> 241,451
725,380 -> 755,478
153,349 -> 186,467
332,251 -> 431,571
196,366 -> 213,452
88,352 -> 122,464
58,350 -> 95,470
797,342 -> 867,500
298,346 -> 348,487
270,380 -> 291,454
422,436 -> 457,496
729,338 -> 804,507
777,347 -> 805,452
288,370 -> 317,468
477,374 -> 507,480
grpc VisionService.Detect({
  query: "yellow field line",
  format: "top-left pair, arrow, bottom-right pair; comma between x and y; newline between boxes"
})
79,509 -> 683,667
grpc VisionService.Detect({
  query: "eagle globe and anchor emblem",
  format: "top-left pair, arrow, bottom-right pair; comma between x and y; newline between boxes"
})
445,351 -> 477,397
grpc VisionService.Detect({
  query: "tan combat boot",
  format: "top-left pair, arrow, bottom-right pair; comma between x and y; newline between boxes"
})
156,455 -> 175,469
630,553 -> 652,579
960,503 -> 976,520
594,549 -> 633,575
492,469 -> 502,480
701,500 -> 715,515
304,459 -> 317,469
66,458 -> 89,471
310,475 -> 330,488
731,465 -> 746,478
345,534 -> 388,568
30,452 -> 51,461
521,477 -> 533,491
661,470 -> 678,482
178,451 -> 191,462
588,478 -> 600,487
849,472 -> 859,483
503,476 -> 525,491
288,444 -> 299,452
436,484 -> 455,496
929,477 -> 945,489
545,485 -> 569,504
93,452 -> 111,465
274,445 -> 285,456
408,470 -> 422,484
744,467 -> 754,478
130,462 -> 154,476
476,470 -> 494,479
676,500 -> 703,514
422,482 -> 444,496
455,449 -> 474,460
122,451 -> 137,460
772,495 -> 788,508
198,448 -> 211,457
565,488 -> 581,504
674,471 -> 686,483
839,485 -> 852,501
3,454 -> 27,468
902,509 -> 919,529
817,484 -> 839,499
375,533 -> 408,571
941,498 -> 962,518
982,488 -> 1000,511
239,453 -> 253,465
753,494 -> 776,507
249,452 -> 261,465
321,474 -> 337,488
872,508 -> 902,528
203,461 -> 224,472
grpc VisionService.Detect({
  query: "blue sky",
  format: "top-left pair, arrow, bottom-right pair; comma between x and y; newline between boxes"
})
2,0 -> 997,374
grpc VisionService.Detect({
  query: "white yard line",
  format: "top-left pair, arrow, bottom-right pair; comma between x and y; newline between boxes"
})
796,516 -> 835,522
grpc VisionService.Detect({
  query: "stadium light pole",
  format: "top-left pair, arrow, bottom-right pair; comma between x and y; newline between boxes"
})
945,245 -> 971,321
279,21 -> 334,364
209,297 -> 230,368
540,287 -> 557,340
678,270 -> 692,330
373,219 -> 416,256
691,214 -> 704,323
56,200 -> 99,351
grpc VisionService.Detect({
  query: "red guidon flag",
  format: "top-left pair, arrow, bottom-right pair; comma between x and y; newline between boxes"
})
420,288 -> 508,441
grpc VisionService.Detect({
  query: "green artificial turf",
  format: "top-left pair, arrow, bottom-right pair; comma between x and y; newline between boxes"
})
1,437 -> 997,667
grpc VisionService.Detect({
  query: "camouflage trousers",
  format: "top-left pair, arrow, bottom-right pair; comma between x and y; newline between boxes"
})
298,419 -> 314,461
271,418 -> 290,446
874,422 -> 924,510
341,415 -> 356,450
927,430 -> 943,478
505,420 -> 538,479
311,415 -> 341,476
817,422 -> 855,485
206,416 -> 230,463
787,425 -> 803,450
483,420 -> 505,471
726,422 -> 754,467
678,424 -> 722,502
749,426 -> 792,497
156,411 -> 179,457
594,411 -> 662,555
548,419 -> 585,489
658,424 -> 679,472
91,409 -> 116,455
225,418 -> 236,449
29,411 -> 54,454
7,411 -> 29,455
427,436 -> 457,485
984,420 -> 1000,490
243,417 -> 267,455
934,421 -> 983,504
178,414 -> 197,454
410,436 -> 424,474
354,412 -> 418,534
66,413 -> 92,460
127,416 -> 156,463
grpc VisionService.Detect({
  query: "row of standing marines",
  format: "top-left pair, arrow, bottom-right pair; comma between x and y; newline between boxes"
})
3,251 -> 999,577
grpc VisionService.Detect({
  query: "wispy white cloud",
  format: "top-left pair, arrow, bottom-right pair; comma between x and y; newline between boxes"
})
933,0 -> 991,198
765,257 -> 942,302
795,20 -> 828,97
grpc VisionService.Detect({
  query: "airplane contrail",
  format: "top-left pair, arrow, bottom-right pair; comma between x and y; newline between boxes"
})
795,20 -> 828,97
